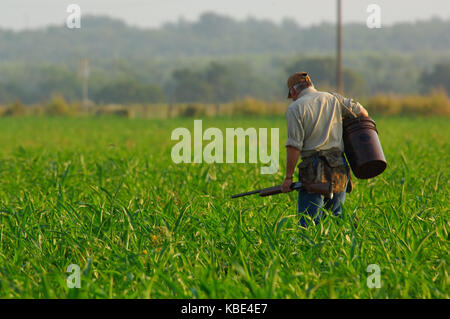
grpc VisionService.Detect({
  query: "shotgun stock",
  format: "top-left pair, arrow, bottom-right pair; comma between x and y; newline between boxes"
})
232,182 -> 333,199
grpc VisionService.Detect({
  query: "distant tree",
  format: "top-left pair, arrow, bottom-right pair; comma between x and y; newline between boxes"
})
172,62 -> 257,103
343,69 -> 367,98
420,62 -> 450,94
35,65 -> 80,101
205,62 -> 248,102
3,100 -> 25,116
94,80 -> 165,104
0,82 -> 19,103
172,69 -> 213,103
45,94 -> 70,116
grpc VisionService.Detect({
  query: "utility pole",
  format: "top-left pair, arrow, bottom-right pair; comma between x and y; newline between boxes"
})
81,59 -> 90,109
337,0 -> 343,94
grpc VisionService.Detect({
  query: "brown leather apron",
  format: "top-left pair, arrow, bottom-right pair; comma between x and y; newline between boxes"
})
298,148 -> 352,194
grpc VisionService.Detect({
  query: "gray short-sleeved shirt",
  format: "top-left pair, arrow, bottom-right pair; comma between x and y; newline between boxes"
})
285,87 -> 366,158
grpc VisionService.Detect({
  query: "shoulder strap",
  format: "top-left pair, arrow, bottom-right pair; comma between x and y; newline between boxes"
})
329,92 -> 358,119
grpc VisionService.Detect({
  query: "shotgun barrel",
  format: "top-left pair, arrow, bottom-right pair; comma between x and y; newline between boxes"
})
231,182 -> 333,199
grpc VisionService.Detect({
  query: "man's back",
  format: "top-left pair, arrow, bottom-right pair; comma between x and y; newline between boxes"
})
285,86 -> 365,158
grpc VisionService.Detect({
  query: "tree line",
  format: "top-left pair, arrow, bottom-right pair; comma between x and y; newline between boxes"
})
1,14 -> 449,63
0,57 -> 448,105
0,14 -> 449,104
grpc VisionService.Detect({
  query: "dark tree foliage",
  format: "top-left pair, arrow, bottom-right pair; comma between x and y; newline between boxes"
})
420,62 -> 450,94
0,15 -> 449,104
93,80 -> 166,104
172,61 -> 259,103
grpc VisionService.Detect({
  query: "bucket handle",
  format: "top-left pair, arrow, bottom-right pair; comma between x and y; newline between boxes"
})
330,92 -> 358,119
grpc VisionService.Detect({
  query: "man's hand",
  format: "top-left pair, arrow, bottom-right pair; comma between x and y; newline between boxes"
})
281,177 -> 293,193
360,107 -> 369,117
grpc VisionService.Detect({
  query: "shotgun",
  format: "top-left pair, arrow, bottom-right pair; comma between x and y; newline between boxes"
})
231,181 -> 333,199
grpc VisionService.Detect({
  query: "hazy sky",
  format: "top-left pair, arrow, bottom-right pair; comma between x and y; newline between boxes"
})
1,0 -> 449,30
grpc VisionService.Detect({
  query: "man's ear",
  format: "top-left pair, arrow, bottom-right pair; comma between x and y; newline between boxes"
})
290,87 -> 297,98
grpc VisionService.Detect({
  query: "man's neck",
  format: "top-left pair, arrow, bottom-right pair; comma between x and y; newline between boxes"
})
298,86 -> 316,98
293,86 -> 316,101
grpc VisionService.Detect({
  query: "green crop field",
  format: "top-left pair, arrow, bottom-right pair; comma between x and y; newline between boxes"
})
0,116 -> 448,298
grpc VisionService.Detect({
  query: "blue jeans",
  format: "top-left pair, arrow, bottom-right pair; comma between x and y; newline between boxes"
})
298,187 -> 346,227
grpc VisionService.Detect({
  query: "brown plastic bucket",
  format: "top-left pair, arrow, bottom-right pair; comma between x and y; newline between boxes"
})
343,117 -> 387,179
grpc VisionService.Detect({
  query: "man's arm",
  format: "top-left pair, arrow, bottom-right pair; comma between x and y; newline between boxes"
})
283,106 -> 303,192
345,97 -> 369,117
358,104 -> 369,117
281,146 -> 300,193
332,93 -> 369,118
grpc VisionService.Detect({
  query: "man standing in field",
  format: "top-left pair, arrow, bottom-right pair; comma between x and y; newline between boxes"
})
281,72 -> 369,227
